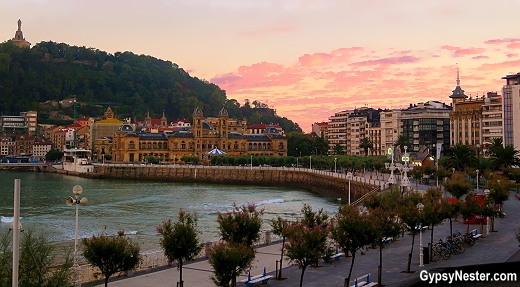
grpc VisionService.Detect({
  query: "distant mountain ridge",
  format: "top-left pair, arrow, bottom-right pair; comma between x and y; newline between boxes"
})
0,41 -> 302,132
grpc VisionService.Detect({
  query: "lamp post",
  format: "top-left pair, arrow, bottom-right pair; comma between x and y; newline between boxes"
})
66,185 -> 88,287
476,169 -> 479,193
310,155 -> 312,170
399,146 -> 413,195
477,144 -> 480,170
347,172 -> 353,205
418,203 -> 424,267
385,147 -> 397,186
334,157 -> 337,173
250,155 -> 253,170
12,179 -> 21,287
452,167 -> 455,174
484,189 -> 490,235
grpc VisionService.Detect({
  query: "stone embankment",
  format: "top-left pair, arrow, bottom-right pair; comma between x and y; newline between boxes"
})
94,165 -> 382,201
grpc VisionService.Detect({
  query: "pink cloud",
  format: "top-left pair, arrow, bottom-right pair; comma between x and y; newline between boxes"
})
476,59 -> 520,71
472,55 -> 489,60
507,43 -> 520,49
507,53 -> 518,58
484,38 -> 520,45
351,56 -> 421,67
440,45 -> 486,57
299,53 -> 334,67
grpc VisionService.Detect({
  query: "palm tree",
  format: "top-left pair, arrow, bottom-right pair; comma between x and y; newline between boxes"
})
491,145 -> 520,169
448,144 -> 477,171
359,137 -> 373,156
334,143 -> 344,155
489,137 -> 503,155
394,135 -> 408,153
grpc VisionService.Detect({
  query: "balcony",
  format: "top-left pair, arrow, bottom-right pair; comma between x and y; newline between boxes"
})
437,121 -> 444,125
413,133 -> 419,139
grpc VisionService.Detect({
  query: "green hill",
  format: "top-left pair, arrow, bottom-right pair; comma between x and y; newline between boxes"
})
0,41 -> 301,132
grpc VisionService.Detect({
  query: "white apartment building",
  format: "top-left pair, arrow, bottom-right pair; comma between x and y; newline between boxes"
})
328,110 -> 352,154
33,140 -> 52,161
380,110 -> 402,155
481,92 -> 503,146
0,138 -> 15,157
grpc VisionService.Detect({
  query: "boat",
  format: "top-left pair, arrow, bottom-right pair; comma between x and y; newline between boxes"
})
62,148 -> 94,173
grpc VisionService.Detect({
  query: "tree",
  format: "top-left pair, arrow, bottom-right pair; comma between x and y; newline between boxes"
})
334,143 -> 344,155
0,228 -> 73,287
217,203 -> 263,247
395,135 -> 408,153
284,220 -> 329,287
396,192 -> 423,273
209,242 -> 255,287
270,216 -> 290,280
421,188 -> 445,260
444,172 -> 471,200
45,149 -> 64,161
369,207 -> 403,286
157,210 -> 203,287
82,232 -> 141,287
331,205 -> 378,287
460,193 -> 482,234
359,137 -> 373,156
447,144 -> 477,171
491,145 -> 520,169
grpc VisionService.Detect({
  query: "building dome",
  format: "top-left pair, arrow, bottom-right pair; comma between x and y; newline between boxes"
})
118,124 -> 134,132
219,108 -> 228,116
262,124 -> 280,135
193,107 -> 203,116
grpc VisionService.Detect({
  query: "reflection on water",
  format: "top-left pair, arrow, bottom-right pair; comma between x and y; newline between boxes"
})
0,171 -> 341,251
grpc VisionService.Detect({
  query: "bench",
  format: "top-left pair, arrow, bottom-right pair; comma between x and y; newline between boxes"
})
381,237 -> 393,244
240,268 -> 272,287
350,273 -> 377,287
323,249 -> 345,262
470,228 -> 482,240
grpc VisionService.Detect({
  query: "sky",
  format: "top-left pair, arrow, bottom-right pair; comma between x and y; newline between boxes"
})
2,0 -> 520,132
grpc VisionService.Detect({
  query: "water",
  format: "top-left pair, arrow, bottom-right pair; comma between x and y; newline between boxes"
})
0,171 -> 341,252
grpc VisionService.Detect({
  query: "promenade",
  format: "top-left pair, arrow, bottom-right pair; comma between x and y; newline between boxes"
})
92,190 -> 520,287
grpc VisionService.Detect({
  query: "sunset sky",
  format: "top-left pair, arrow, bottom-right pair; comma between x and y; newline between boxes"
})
2,0 -> 520,132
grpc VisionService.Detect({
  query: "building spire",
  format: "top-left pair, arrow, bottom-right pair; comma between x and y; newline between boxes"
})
456,64 -> 460,86
17,19 -> 22,31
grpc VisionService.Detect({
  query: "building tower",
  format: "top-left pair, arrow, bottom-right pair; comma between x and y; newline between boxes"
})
449,67 -> 468,145
11,19 -> 31,48
218,108 -> 229,149
161,110 -> 167,127
192,107 -> 203,138
145,110 -> 151,126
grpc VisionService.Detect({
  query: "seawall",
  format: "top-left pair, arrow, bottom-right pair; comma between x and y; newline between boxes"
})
94,165 -> 382,201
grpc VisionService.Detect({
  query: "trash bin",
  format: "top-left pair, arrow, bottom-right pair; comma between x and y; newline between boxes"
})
423,247 -> 429,264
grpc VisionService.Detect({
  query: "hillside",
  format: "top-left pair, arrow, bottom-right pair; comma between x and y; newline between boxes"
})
0,41 -> 302,132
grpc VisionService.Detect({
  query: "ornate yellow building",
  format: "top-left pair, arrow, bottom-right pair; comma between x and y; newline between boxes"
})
111,108 -> 287,162
449,69 -> 483,147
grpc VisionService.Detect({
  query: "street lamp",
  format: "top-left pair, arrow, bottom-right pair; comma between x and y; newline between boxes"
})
484,189 -> 490,235
417,203 -> 424,267
347,172 -> 353,205
476,144 -> 480,170
334,157 -> 337,173
452,167 -> 455,174
250,155 -> 253,170
310,155 -> 312,170
385,147 -> 397,186
66,185 -> 88,287
476,169 -> 479,193
396,146 -> 413,195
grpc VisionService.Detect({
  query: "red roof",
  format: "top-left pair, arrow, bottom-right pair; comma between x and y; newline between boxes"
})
247,123 -> 282,129
315,122 -> 328,127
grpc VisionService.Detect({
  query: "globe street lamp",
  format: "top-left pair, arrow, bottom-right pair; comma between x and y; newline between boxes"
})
476,169 -> 480,193
347,172 -> 353,205
385,147 -> 397,186
66,185 -> 88,287
418,203 -> 424,267
250,155 -> 253,170
334,157 -> 337,173
484,189 -> 490,235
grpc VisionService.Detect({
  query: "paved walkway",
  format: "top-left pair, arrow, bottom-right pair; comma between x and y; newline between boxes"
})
90,190 -> 520,287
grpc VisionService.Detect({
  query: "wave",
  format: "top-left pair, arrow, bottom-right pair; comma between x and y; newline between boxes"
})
253,199 -> 285,206
123,230 -> 139,235
0,216 -> 22,223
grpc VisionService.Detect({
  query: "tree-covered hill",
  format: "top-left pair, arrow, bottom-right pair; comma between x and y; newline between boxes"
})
0,41 -> 302,132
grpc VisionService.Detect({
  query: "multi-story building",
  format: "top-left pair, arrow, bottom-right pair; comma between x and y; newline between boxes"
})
93,137 -> 112,161
0,137 -> 15,157
0,111 -> 38,136
247,123 -> 283,134
501,73 -> 520,148
367,121 -> 382,156
401,101 -> 451,154
112,108 -> 287,162
449,70 -> 483,147
90,107 -> 123,151
33,140 -> 52,161
311,122 -> 328,138
481,92 -> 504,146
380,110 -> 402,155
346,108 -> 381,156
14,135 -> 34,155
328,110 -> 352,154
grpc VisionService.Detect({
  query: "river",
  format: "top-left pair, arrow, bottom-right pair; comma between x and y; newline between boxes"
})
0,171 -> 341,252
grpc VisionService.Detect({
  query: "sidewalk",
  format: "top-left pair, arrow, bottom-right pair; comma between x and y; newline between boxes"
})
93,192 -> 520,287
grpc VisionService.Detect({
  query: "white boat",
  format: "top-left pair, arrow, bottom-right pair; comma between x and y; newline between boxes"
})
62,148 -> 94,173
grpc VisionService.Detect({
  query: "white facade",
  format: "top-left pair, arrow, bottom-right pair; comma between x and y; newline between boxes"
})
328,110 -> 352,154
33,141 -> 52,160
380,110 -> 401,155
481,92 -> 503,145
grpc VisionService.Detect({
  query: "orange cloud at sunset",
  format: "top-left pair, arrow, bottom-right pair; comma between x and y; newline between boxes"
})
212,39 -> 520,132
